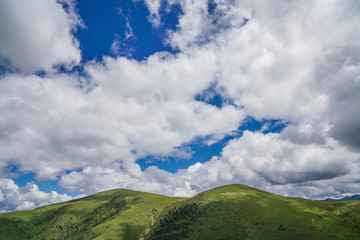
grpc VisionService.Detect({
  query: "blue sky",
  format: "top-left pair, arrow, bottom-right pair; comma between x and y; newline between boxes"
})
0,0 -> 360,212
75,0 -> 179,61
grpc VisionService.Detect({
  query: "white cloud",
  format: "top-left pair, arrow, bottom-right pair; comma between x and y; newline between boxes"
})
59,164 -> 196,197
59,130 -> 360,199
124,18 -> 135,39
155,0 -> 359,132
110,34 -> 136,57
0,49 -> 244,180
110,15 -> 135,57
0,0 -> 82,73
179,130 -> 360,197
166,0 -> 212,49
110,36 -> 121,56
0,179 -> 76,212
144,0 -> 163,27
161,0 -> 360,150
214,0 -> 360,126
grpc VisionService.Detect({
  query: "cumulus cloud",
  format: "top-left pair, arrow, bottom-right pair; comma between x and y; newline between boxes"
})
166,0 -> 251,50
59,130 -> 360,199
0,0 -> 82,73
0,179 -> 75,213
141,0 -> 360,147
0,49 -> 244,180
60,164 -> 196,197
179,130 -> 360,198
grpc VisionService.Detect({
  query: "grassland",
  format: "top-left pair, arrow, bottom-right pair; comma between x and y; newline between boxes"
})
1,184 -> 360,239
145,184 -> 360,240
0,189 -> 186,240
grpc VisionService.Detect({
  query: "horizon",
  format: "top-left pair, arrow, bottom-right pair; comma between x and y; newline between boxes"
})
0,0 -> 360,213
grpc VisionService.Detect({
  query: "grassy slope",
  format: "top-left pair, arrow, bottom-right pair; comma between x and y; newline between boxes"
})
1,184 -> 360,240
0,189 -> 186,240
145,184 -> 360,240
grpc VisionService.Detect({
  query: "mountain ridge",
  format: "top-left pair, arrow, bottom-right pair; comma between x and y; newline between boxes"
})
326,194 -> 360,201
1,184 -> 360,239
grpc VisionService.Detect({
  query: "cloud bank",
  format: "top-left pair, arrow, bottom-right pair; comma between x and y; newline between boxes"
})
0,179 -> 75,213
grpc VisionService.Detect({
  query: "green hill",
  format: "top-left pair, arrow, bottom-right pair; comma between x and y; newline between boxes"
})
1,184 -> 360,240
0,189 -> 186,240
145,184 -> 360,240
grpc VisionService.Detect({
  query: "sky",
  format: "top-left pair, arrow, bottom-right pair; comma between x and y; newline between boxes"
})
0,0 -> 359,213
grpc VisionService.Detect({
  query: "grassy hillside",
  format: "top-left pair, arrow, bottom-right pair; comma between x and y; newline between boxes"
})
145,184 -> 360,240
0,189 -> 186,240
1,184 -> 360,240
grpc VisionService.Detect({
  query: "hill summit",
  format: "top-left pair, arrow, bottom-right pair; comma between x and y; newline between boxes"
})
1,184 -> 360,239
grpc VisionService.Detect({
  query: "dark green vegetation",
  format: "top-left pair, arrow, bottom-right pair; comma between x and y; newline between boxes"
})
1,185 -> 360,240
